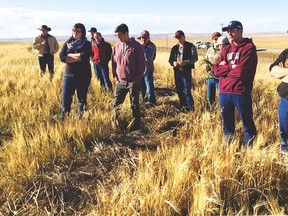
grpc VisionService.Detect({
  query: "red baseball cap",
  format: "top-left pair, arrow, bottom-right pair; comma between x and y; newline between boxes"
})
137,30 -> 150,39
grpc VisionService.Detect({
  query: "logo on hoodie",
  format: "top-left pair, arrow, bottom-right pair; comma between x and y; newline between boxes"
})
227,52 -> 240,64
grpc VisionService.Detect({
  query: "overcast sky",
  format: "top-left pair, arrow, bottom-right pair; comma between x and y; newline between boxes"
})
0,0 -> 288,39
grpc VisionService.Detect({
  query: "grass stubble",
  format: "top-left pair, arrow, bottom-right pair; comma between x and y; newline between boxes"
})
0,35 -> 287,215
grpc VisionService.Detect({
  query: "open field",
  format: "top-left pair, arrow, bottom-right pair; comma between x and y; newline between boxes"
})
151,33 -> 288,50
0,36 -> 288,215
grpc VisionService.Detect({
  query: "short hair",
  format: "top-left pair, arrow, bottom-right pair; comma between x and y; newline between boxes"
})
115,23 -> 129,33
211,32 -> 221,40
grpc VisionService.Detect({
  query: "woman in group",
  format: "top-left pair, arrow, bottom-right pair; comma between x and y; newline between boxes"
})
59,23 -> 92,120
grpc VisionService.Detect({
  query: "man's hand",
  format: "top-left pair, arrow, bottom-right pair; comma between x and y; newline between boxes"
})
178,61 -> 186,67
173,61 -> 180,67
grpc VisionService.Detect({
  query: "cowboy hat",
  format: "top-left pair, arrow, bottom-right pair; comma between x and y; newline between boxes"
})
38,25 -> 51,31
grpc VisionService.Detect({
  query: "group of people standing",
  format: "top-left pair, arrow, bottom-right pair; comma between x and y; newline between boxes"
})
32,23 -> 157,131
31,21 -> 288,153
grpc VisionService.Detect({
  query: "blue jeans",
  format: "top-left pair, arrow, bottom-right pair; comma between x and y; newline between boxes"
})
174,69 -> 194,110
93,63 -> 112,92
114,82 -> 141,128
141,72 -> 156,105
38,53 -> 54,75
219,93 -> 257,146
207,78 -> 219,107
279,97 -> 288,151
61,75 -> 91,118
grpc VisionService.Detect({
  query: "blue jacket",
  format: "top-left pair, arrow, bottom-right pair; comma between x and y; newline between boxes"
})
143,40 -> 156,74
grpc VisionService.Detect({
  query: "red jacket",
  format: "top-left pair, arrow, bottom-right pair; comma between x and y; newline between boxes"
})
213,38 -> 257,95
91,38 -> 112,65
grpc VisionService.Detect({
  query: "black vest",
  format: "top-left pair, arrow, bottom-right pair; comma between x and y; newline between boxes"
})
169,41 -> 195,69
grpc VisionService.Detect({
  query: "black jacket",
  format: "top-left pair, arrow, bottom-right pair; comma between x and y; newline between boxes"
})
169,41 -> 198,70
59,39 -> 92,78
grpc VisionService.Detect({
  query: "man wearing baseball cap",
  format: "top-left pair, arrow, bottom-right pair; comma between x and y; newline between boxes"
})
88,27 -> 105,87
91,32 -> 113,92
213,20 -> 257,147
137,30 -> 157,106
169,30 -> 198,112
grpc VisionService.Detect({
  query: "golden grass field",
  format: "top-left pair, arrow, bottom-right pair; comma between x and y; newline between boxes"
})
0,34 -> 288,215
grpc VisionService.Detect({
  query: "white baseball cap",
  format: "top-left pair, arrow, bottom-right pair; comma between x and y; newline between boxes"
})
215,36 -> 229,46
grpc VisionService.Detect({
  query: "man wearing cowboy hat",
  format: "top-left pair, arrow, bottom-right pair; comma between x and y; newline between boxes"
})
32,25 -> 59,79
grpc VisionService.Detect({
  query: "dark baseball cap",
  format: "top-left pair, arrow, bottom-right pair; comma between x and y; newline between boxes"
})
222,21 -> 243,31
115,23 -> 129,33
174,30 -> 185,38
88,27 -> 97,32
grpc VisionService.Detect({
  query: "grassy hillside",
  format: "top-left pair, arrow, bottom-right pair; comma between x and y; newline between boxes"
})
0,37 -> 287,215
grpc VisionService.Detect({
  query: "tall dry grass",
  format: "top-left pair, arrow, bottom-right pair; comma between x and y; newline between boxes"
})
0,36 -> 287,215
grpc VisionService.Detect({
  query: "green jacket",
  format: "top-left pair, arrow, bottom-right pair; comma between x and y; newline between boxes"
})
32,34 -> 59,57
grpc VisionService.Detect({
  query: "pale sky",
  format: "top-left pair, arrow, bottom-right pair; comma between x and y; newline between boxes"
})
0,0 -> 287,39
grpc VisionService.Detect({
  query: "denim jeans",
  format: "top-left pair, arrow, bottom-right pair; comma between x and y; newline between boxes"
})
141,72 -> 156,106
279,97 -> 288,151
93,63 -> 112,92
219,93 -> 257,146
207,78 -> 219,107
174,69 -> 194,110
38,53 -> 54,76
61,75 -> 91,118
114,82 -> 141,128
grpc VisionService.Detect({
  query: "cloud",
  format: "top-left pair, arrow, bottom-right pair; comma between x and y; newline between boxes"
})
0,7 -> 287,39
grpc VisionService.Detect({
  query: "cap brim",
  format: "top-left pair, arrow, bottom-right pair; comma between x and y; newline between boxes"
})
222,27 -> 228,32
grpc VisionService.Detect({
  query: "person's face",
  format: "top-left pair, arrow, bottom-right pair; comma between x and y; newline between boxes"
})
212,37 -> 218,44
72,28 -> 82,39
41,29 -> 48,36
212,37 -> 219,48
218,44 -> 225,51
139,37 -> 148,45
115,32 -> 128,43
176,35 -> 185,44
227,28 -> 242,43
90,31 -> 96,36
93,33 -> 102,42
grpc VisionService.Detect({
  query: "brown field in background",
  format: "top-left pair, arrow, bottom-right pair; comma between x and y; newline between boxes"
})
0,36 -> 287,215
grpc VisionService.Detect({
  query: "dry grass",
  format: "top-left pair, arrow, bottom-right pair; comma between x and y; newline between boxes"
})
0,38 -> 287,215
